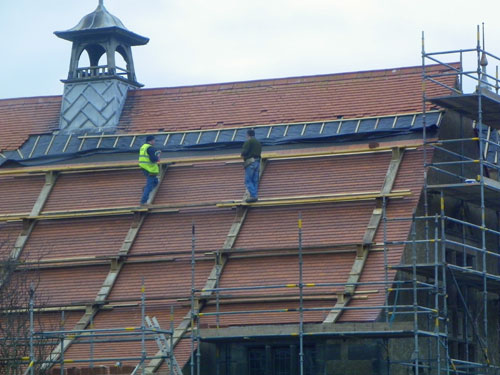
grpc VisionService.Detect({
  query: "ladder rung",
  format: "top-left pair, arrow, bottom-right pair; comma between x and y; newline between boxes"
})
145,315 -> 183,372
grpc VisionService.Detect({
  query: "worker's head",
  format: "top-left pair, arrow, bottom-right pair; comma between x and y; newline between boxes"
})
246,129 -> 255,139
146,135 -> 156,145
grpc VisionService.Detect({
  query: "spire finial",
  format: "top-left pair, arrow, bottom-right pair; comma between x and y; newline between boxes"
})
99,0 -> 104,6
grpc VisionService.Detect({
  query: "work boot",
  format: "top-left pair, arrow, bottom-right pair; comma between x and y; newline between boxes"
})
245,196 -> 258,203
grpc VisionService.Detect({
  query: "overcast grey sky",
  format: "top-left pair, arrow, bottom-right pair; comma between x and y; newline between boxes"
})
1,0 -> 499,99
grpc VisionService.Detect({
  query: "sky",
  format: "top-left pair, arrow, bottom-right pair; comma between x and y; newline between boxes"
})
1,0 -> 500,99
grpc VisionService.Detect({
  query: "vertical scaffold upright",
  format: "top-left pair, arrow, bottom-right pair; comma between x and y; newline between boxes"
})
179,28 -> 500,375
384,25 -> 500,374
20,281 -> 180,375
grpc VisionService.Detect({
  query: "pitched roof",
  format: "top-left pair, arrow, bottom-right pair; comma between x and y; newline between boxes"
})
0,143 -> 427,369
0,63 -> 456,152
0,63 -> 452,370
2,146 -> 423,299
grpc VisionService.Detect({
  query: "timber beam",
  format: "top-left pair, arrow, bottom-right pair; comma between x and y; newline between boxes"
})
0,144 -> 419,176
216,190 -> 410,208
0,190 -> 411,223
7,171 -> 58,261
323,147 -> 406,324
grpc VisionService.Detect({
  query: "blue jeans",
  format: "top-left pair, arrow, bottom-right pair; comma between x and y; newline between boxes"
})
141,170 -> 159,204
245,160 -> 260,198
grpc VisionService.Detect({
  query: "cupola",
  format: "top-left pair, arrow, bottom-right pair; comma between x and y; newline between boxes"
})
55,0 -> 149,133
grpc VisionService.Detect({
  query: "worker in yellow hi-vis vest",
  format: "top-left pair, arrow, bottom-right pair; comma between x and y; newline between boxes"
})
139,135 -> 161,205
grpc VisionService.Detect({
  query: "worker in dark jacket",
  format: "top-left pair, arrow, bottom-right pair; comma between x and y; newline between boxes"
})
241,129 -> 262,202
139,135 -> 161,205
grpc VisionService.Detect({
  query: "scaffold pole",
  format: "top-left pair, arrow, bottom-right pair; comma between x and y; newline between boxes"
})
298,212 -> 304,375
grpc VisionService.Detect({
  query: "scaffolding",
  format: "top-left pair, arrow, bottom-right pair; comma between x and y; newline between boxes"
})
8,282 -> 182,375
188,217 -> 423,374
3,27 -> 500,375
397,24 -> 500,374
182,26 -> 500,375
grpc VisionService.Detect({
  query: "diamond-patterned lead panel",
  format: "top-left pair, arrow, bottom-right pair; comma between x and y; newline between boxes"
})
59,79 -> 134,134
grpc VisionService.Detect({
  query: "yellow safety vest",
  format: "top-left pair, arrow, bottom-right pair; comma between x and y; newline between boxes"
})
139,143 -> 159,175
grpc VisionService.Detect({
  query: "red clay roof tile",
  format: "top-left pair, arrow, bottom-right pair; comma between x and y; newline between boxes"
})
338,148 -> 427,322
0,64 -> 456,151
259,152 -> 392,198
0,222 -> 21,258
219,253 -> 356,297
201,300 -> 329,327
118,64 -> 455,134
154,163 -> 245,205
34,266 -> 109,306
43,170 -> 145,212
22,217 -> 133,261
34,311 -> 82,332
0,96 -> 60,151
374,148 -> 428,244
0,66 -> 445,365
10,147 -> 428,346
63,305 -> 189,366
108,260 -> 214,301
0,175 -> 45,214
234,202 -> 376,250
129,209 -> 236,256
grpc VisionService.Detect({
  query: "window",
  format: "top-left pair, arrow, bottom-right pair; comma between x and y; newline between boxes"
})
247,344 -> 316,375
273,347 -> 291,375
446,248 -> 476,270
248,347 -> 266,375
303,346 -> 316,375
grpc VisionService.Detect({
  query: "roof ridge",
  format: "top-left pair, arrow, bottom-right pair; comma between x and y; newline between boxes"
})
129,63 -> 460,96
0,63 -> 458,103
0,95 -> 62,106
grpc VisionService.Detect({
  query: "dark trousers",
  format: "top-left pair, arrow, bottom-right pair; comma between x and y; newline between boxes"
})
141,170 -> 159,204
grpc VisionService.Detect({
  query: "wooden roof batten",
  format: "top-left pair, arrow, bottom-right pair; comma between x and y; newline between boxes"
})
0,190 -> 411,223
15,242 -> 370,271
0,142 -> 419,176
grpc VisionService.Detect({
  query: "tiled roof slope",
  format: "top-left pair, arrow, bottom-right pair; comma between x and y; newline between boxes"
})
0,175 -> 45,214
201,148 -> 426,327
22,217 -> 133,261
117,64 -> 456,134
340,148 -> 428,322
0,96 -> 60,152
0,144 -> 427,370
0,63 -> 456,152
0,62 -> 451,370
0,222 -> 21,258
